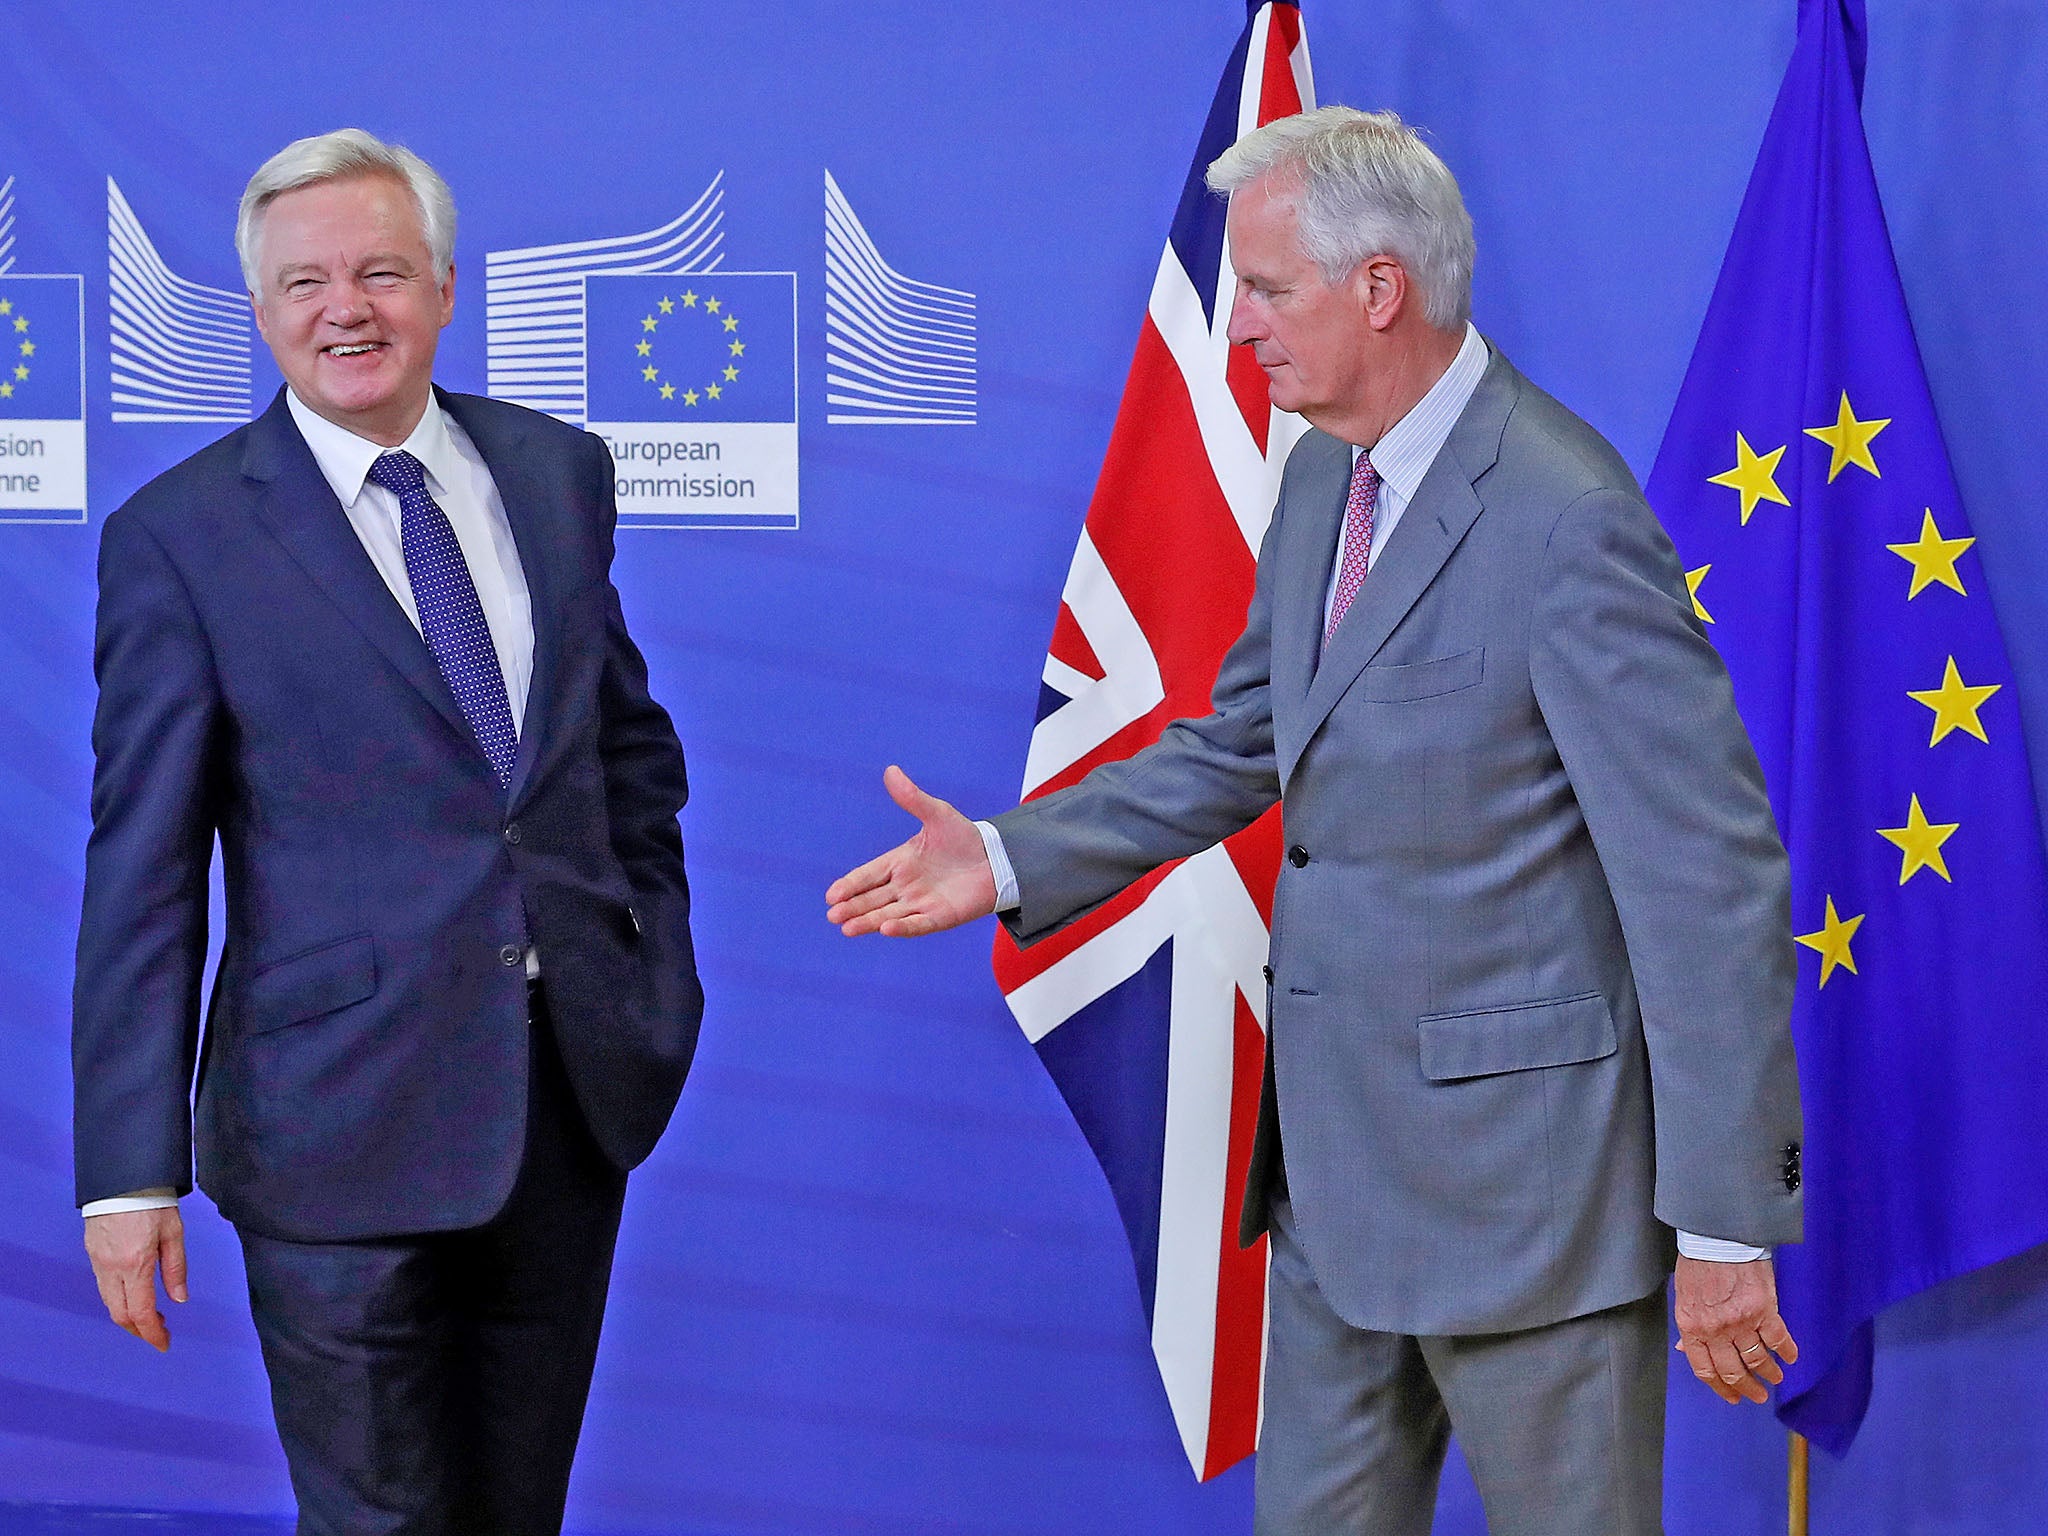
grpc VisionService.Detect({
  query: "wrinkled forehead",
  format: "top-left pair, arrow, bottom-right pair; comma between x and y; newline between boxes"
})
257,172 -> 428,262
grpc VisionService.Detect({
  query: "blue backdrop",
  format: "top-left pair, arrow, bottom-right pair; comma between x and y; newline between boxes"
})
2,2 -> 2043,1531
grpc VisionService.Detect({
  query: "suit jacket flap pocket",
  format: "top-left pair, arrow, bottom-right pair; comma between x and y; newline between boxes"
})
246,934 -> 377,1035
1417,991 -> 1615,1081
1356,647 -> 1484,703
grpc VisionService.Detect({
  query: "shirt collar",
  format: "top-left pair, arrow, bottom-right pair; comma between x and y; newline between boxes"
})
1356,322 -> 1490,500
286,389 -> 462,509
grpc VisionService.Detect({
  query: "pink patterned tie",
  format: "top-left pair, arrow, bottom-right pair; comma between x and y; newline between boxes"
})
1325,450 -> 1380,643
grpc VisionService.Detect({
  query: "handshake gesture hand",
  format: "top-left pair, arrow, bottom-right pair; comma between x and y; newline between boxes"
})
827,767 -> 999,937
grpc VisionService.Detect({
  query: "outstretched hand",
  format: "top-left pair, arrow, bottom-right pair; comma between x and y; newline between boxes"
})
826,766 -> 999,937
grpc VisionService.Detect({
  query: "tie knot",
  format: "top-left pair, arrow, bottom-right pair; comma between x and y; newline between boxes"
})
367,449 -> 427,498
1350,451 -> 1379,498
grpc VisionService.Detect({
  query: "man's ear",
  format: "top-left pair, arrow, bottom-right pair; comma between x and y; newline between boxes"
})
1357,256 -> 1409,332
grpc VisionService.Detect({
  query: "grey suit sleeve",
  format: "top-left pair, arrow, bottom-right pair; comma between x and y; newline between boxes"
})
1529,486 -> 1802,1247
992,503 -> 1288,946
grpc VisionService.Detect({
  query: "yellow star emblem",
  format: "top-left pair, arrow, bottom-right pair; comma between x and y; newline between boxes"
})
1706,433 -> 1790,525
641,365 -> 659,382
1805,391 -> 1890,482
706,383 -> 722,400
723,365 -> 739,382
705,297 -> 722,314
1794,895 -> 1864,987
0,382 -> 12,399
10,316 -> 25,333
1684,565 -> 1714,624
1877,794 -> 1959,885
683,388 -> 700,407
1907,656 -> 2000,746
10,364 -> 24,381
19,340 -> 34,357
641,316 -> 658,333
658,297 -> 675,314
635,339 -> 652,357
0,298 -> 12,314
659,382 -> 676,400
1886,509 -> 1973,600
722,315 -> 739,332
728,340 -> 745,357
681,290 -> 698,307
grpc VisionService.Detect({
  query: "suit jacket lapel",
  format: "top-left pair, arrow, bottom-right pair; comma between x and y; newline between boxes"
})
440,389 -> 560,810
243,390 -> 476,746
1271,431 -> 1351,720
1283,351 -> 1518,783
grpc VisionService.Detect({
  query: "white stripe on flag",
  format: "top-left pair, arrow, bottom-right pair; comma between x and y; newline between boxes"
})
1151,843 -> 1273,1470
1021,529 -> 1165,797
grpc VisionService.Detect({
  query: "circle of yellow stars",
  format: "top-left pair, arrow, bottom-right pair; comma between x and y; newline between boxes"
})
633,289 -> 745,409
1688,389 -> 2006,990
0,297 -> 34,401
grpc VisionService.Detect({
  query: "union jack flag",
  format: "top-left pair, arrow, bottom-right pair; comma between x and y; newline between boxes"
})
992,1 -> 1313,1481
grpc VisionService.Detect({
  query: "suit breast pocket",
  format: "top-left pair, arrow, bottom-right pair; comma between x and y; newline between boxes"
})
1355,646 -> 1485,703
243,934 -> 378,1036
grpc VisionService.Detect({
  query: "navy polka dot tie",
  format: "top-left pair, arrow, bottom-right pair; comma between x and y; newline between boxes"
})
367,450 -> 520,789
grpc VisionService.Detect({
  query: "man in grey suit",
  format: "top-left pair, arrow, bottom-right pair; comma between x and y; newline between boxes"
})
829,107 -> 1801,1533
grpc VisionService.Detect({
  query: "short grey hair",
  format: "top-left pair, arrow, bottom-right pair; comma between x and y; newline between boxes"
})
1207,106 -> 1474,331
236,128 -> 456,293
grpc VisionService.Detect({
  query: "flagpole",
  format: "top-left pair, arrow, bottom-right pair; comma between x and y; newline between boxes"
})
1788,1431 -> 1810,1536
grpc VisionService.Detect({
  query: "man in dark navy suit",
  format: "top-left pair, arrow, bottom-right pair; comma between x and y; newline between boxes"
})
73,128 -> 701,1534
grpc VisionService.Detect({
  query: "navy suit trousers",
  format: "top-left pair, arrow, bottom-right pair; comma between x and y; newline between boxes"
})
238,984 -> 627,1536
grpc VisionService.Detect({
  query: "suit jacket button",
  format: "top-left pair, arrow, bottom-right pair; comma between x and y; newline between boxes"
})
499,944 -> 524,967
1262,964 -> 1274,984
504,823 -> 522,846
1287,846 -> 1310,868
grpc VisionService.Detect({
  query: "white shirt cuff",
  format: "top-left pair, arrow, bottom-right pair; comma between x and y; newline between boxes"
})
974,820 -> 1021,913
1676,1230 -> 1769,1263
82,1189 -> 180,1218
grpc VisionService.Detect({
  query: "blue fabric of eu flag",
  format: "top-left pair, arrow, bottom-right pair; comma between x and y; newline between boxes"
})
0,276 -> 83,420
584,273 -> 794,424
1646,0 -> 2048,1455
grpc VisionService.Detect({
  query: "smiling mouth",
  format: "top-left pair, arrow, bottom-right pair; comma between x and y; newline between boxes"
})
325,342 -> 383,357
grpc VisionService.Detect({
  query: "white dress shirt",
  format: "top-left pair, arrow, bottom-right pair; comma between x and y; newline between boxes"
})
82,392 -> 539,1220
973,325 -> 1765,1264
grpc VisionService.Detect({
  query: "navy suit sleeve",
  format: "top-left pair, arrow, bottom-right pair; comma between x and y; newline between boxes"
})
585,437 -> 699,1012
73,508 -> 221,1207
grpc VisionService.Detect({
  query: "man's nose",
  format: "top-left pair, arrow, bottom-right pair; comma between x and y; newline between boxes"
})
1224,293 -> 1260,345
320,278 -> 372,324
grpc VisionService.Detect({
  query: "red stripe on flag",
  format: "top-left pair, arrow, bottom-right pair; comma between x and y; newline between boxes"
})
1226,342 -> 1271,454
1023,318 -> 1256,808
1259,6 -> 1306,124
990,860 -> 1174,990
1048,601 -> 1107,683
1202,986 -> 1272,1479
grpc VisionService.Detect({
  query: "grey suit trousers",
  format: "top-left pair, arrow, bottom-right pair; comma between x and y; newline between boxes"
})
1256,1196 -> 1666,1536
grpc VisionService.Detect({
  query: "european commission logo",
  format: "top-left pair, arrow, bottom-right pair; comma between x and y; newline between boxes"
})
585,272 -> 797,530
0,272 -> 88,524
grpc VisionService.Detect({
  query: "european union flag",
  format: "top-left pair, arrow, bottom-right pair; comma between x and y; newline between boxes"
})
0,275 -> 84,421
1647,0 -> 2048,1455
584,272 -> 794,424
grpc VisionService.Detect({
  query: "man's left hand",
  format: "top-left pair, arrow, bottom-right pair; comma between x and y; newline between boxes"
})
1673,1255 -> 1798,1404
